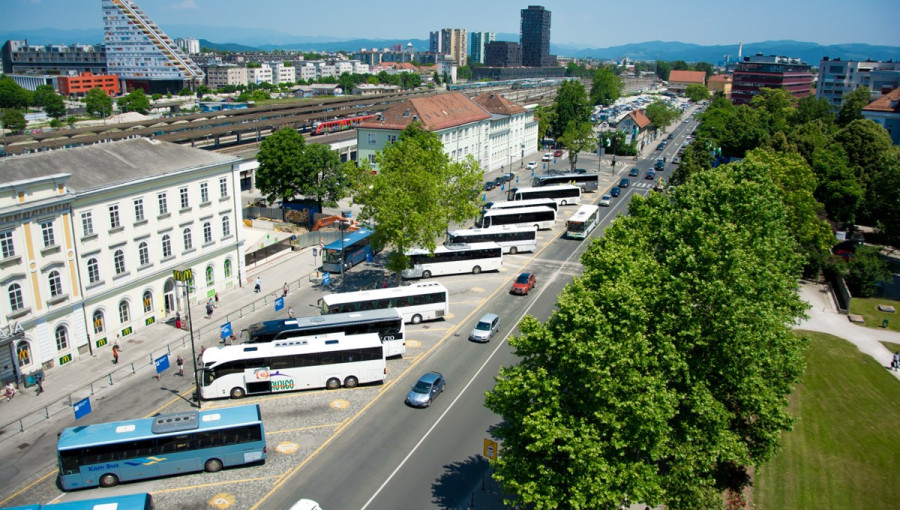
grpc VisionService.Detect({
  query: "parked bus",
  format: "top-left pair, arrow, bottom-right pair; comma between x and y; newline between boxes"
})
320,282 -> 449,325
57,405 -> 266,490
476,206 -> 556,230
485,198 -> 558,213
402,242 -> 503,279
200,333 -> 385,399
243,309 -> 405,357
532,172 -> 599,192
507,184 -> 582,206
321,228 -> 380,273
447,225 -> 538,255
565,204 -> 601,239
4,493 -> 154,510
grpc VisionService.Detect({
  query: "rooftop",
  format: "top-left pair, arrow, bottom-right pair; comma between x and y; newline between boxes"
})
471,92 -> 526,115
358,92 -> 491,131
668,70 -> 707,84
862,87 -> 900,113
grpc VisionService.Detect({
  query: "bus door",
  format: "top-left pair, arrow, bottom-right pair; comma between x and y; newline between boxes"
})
244,367 -> 272,395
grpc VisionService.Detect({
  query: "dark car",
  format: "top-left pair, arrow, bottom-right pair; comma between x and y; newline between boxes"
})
629,167 -> 640,177
553,150 -> 563,157
483,181 -> 495,191
655,143 -> 665,151
498,172 -> 515,183
610,186 -> 621,197
510,272 -> 536,295
405,372 -> 446,408
646,170 -> 656,179
619,178 -> 630,188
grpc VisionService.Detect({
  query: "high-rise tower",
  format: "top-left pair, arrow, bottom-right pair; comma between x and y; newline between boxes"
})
102,0 -> 204,93
520,5 -> 553,67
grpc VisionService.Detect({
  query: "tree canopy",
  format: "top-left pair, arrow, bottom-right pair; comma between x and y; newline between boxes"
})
486,162 -> 809,510
644,100 -> 680,132
684,83 -> 710,102
550,80 -> 591,139
85,87 -> 113,118
1,109 -> 26,133
117,89 -> 151,114
837,86 -> 871,127
352,122 -> 482,276
0,76 -> 32,109
589,66 -> 623,106
557,121 -> 597,172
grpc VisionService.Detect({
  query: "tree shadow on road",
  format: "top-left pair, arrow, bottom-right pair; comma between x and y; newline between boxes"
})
431,454 -> 509,509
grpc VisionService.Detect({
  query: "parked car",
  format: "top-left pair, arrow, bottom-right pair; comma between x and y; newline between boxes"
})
498,172 -> 515,183
470,313 -> 500,342
483,181 -> 496,191
510,273 -> 536,295
542,153 -> 552,161
600,194 -> 612,206
527,161 -> 537,170
405,372 -> 446,408
609,186 -> 620,197
553,150 -> 563,157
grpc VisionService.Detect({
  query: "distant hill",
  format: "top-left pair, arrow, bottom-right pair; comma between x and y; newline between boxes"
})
257,39 -> 429,53
198,39 -> 259,53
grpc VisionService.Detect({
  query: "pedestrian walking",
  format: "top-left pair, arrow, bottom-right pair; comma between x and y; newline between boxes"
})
175,311 -> 182,330
177,354 -> 184,376
4,382 -> 15,401
254,276 -> 262,293
893,351 -> 899,372
35,372 -> 43,395
206,300 -> 214,318
214,293 -> 219,308
282,282 -> 288,297
288,307 -> 295,319
112,344 -> 119,364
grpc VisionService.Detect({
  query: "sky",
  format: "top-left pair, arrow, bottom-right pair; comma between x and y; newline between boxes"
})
2,0 -> 899,48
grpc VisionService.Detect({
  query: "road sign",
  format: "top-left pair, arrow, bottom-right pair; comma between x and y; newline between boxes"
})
275,296 -> 284,311
322,272 -> 331,286
155,354 -> 170,374
483,438 -> 499,459
220,322 -> 232,339
73,397 -> 92,420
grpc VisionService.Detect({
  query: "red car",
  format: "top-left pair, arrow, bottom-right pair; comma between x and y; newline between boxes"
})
553,150 -> 564,157
510,272 -> 536,295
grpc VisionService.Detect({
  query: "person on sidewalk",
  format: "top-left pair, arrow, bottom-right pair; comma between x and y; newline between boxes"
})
35,372 -> 43,395
177,354 -> 184,376
288,307 -> 295,319
206,300 -> 214,318
112,344 -> 119,364
254,277 -> 262,293
214,293 -> 219,308
4,382 -> 15,401
175,311 -> 182,330
893,351 -> 899,372
282,282 -> 288,297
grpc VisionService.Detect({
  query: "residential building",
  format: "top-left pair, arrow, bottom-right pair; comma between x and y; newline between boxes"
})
470,32 -> 496,65
862,88 -> 900,145
267,62 -> 296,85
521,5 -> 555,67
356,91 -> 538,173
57,72 -> 121,97
731,54 -> 813,106
439,28 -> 467,66
667,70 -> 706,94
816,58 -> 900,111
485,42 -> 522,68
102,0 -> 204,93
0,138 -> 243,382
205,64 -> 248,90
436,60 -> 458,84
2,40 -> 107,76
352,84 -> 400,95
247,64 -> 273,85
707,74 -> 732,98
472,65 -> 564,81
429,31 -> 442,54
297,62 -> 318,81
175,37 -> 200,55
617,109 -> 653,149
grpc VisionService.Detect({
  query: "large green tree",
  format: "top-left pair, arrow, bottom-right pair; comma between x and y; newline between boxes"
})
589,66 -> 623,106
486,163 -> 808,510
532,105 -> 555,147
684,83 -> 710,102
1,109 -> 27,133
644,100 -> 680,132
794,95 -> 835,126
550,79 -> 591,139
0,76 -> 32,109
353,122 -> 482,276
255,127 -> 348,211
33,84 -> 66,119
557,121 -> 597,172
837,86 -> 871,127
85,87 -> 113,118
809,145 -> 863,225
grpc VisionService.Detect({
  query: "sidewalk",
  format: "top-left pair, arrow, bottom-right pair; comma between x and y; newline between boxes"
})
0,244 -> 327,437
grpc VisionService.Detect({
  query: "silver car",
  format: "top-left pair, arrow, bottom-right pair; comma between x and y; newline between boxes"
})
405,371 -> 446,408
469,313 -> 500,343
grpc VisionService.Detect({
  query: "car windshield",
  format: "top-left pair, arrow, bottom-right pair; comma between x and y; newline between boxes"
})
476,321 -> 491,331
516,274 -> 531,284
412,381 -> 432,393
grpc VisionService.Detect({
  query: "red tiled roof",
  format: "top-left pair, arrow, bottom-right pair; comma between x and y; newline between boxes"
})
471,92 -> 526,115
862,87 -> 900,113
668,70 -> 706,84
708,74 -> 732,83
628,109 -> 651,129
358,92 -> 491,131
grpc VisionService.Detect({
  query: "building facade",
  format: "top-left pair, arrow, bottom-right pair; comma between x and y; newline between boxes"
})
57,72 -> 121,97
1,40 -> 107,75
707,74 -> 732,98
205,64 -> 249,90
485,42 -> 522,68
521,5 -> 554,67
667,70 -> 706,94
439,28 -> 467,67
470,32 -> 496,65
731,54 -> 813,106
429,31 -> 442,54
175,37 -> 200,55
471,93 -> 540,172
247,65 -> 273,85
816,58 -> 900,111
862,88 -> 900,145
102,0 -> 205,93
0,139 -> 244,383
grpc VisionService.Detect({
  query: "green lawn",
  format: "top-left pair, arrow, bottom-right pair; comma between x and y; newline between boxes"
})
849,296 -> 900,332
882,341 -> 900,354
754,331 -> 900,509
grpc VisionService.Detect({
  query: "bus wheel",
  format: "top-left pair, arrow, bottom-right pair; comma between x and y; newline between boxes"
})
99,473 -> 119,488
411,314 -> 423,325
205,458 -> 223,473
422,270 -> 432,279
561,200 -> 567,206
472,266 -> 482,274
326,377 -> 341,390
509,247 -> 517,255
344,376 -> 359,388
230,387 -> 245,399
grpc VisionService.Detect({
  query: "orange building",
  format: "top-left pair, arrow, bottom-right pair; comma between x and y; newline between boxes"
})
57,72 -> 120,97
707,74 -> 733,99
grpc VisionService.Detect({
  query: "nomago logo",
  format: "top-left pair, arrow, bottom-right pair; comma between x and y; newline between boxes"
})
253,368 -> 270,380
271,379 -> 295,392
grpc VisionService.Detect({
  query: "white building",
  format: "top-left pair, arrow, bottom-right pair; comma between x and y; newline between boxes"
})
356,92 -> 538,173
205,64 -> 248,90
175,37 -> 200,55
0,139 -> 244,382
816,58 -> 900,111
248,64 -> 273,85
266,62 -> 296,85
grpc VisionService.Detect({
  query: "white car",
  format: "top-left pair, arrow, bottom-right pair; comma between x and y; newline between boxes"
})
600,195 -> 611,207
527,161 -> 537,170
542,152 -> 552,161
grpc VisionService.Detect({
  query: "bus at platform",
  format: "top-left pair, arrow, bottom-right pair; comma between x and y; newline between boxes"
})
447,226 -> 538,255
507,184 -> 582,206
321,228 -> 380,273
532,172 -> 600,192
320,282 -> 449,325
402,242 -> 503,279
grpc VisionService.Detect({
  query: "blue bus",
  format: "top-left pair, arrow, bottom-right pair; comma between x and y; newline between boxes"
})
5,493 -> 154,510
57,404 -> 266,490
321,228 -> 380,273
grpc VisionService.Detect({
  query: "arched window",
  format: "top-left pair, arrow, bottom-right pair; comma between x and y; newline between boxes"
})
113,250 -> 125,275
55,326 -> 69,350
87,258 -> 100,283
138,242 -> 150,266
93,309 -> 105,334
142,290 -> 153,313
224,258 -> 232,278
222,215 -> 231,237
48,270 -> 63,297
203,221 -> 212,244
118,300 -> 130,324
16,340 -> 31,367
183,228 -> 193,250
206,265 -> 214,286
161,234 -> 172,258
8,283 -> 24,311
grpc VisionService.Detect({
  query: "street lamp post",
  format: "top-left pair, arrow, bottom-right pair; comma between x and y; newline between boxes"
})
173,267 -> 200,409
339,221 -> 349,293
